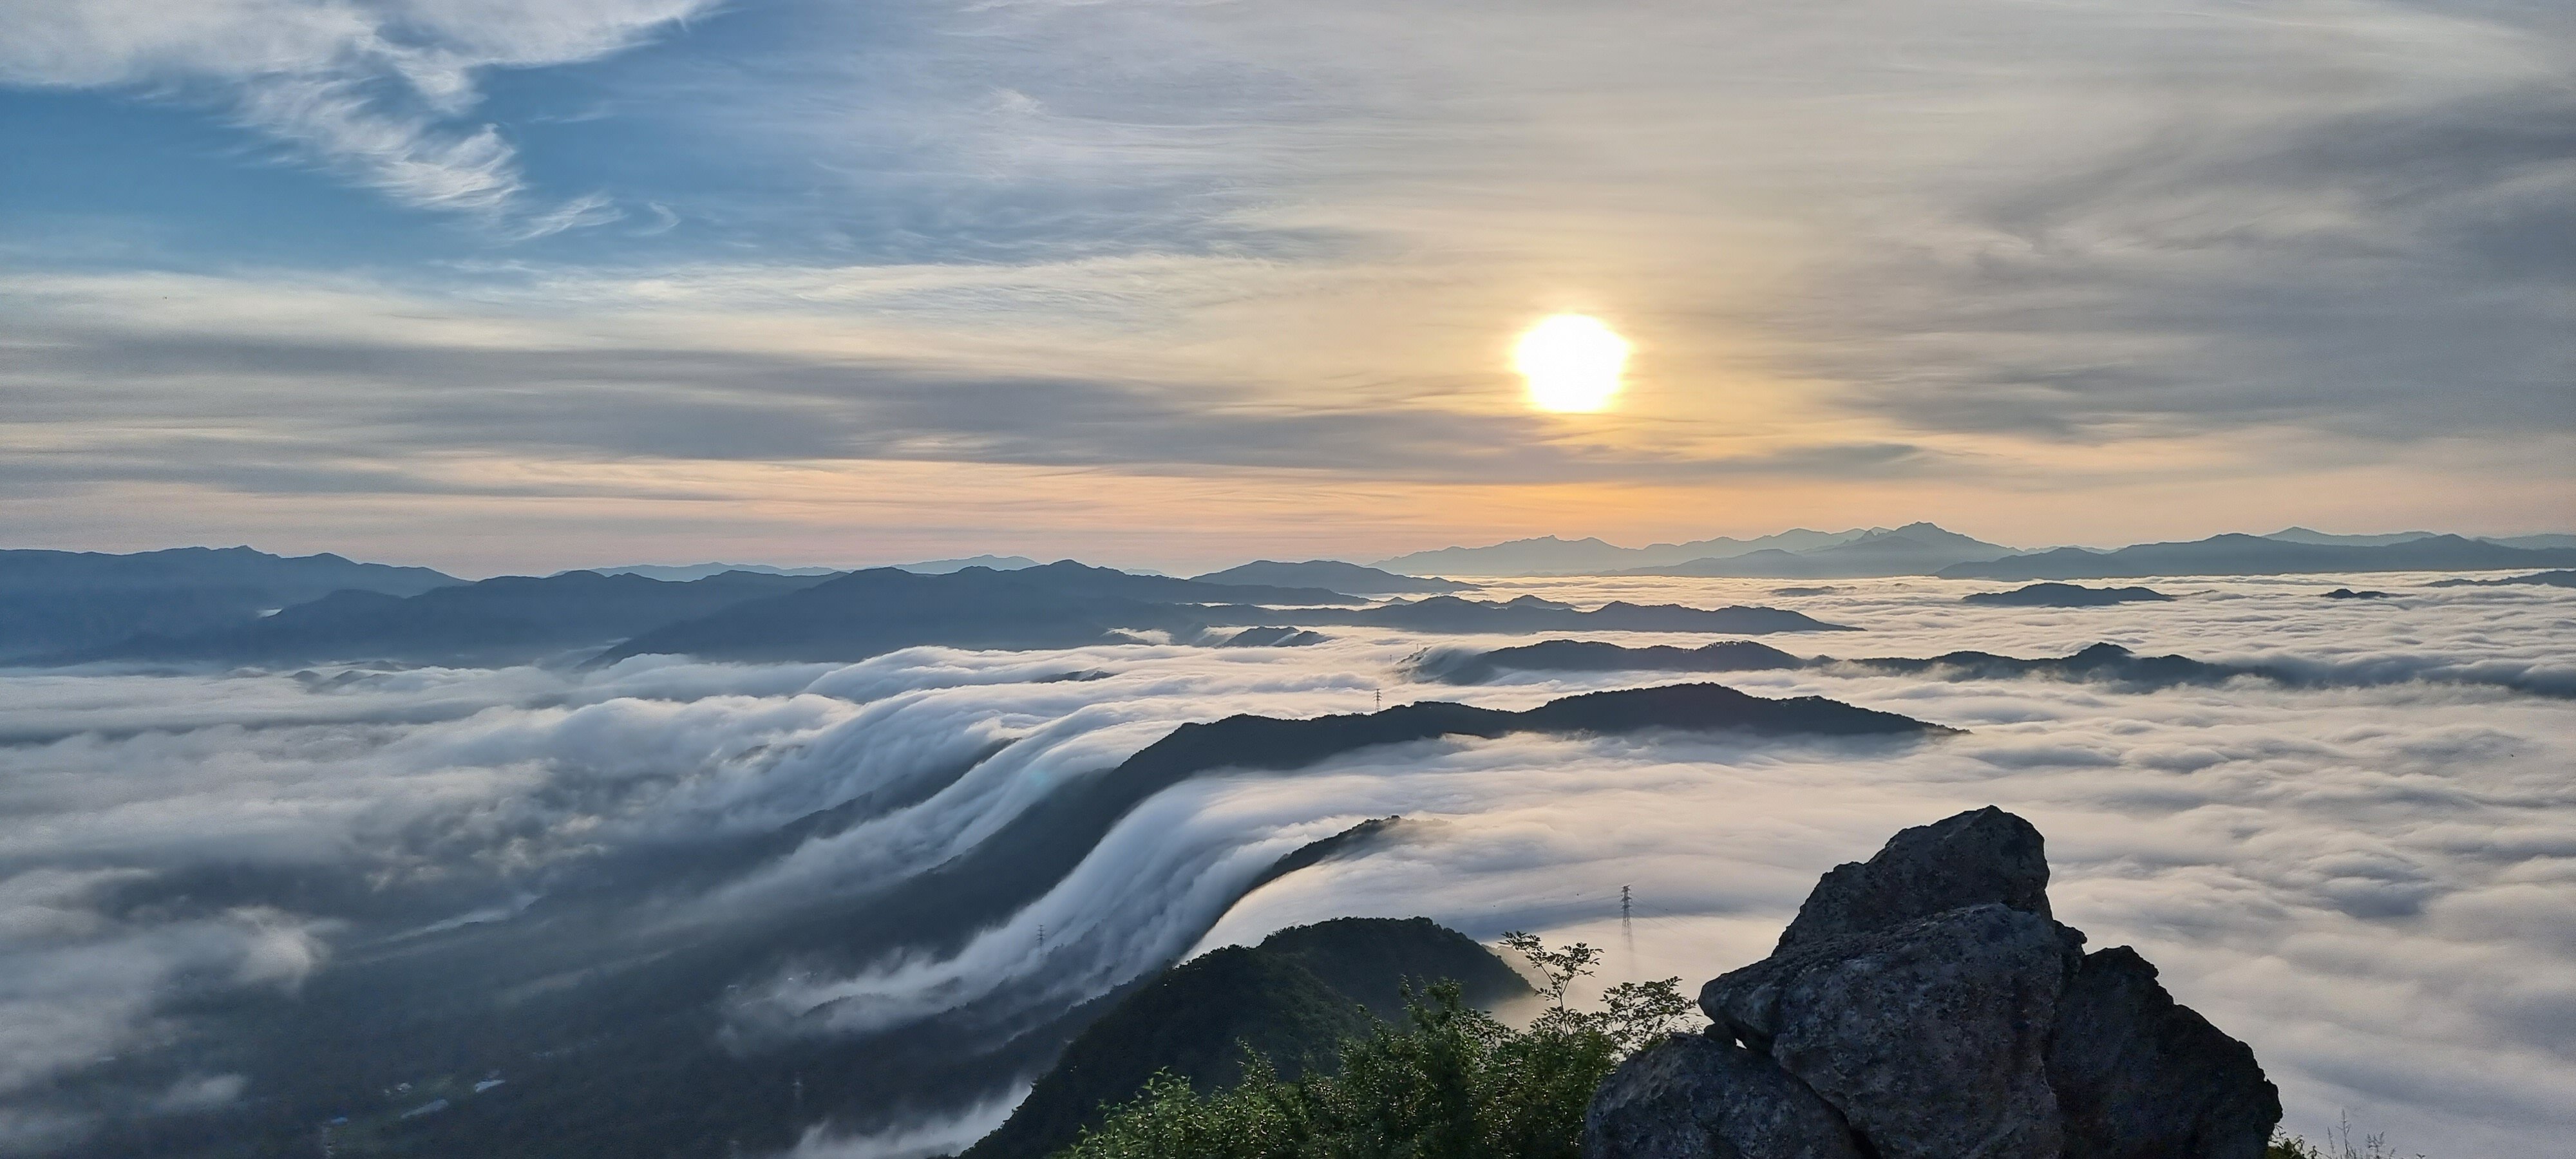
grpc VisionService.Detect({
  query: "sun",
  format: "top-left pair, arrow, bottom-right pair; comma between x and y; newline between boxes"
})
1513,314 -> 1631,413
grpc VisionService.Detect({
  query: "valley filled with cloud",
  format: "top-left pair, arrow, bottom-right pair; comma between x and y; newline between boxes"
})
3,574 -> 2566,1154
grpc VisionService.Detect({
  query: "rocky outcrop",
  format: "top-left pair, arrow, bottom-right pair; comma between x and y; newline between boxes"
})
1586,808 -> 2279,1159
1770,806 -> 2058,952
2049,947 -> 2278,1159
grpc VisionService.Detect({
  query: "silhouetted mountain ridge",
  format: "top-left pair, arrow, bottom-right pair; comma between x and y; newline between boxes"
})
75,569 -> 833,666
1942,533 -> 2576,580
1200,596 -> 1855,636
1191,560 -> 1477,594
1370,528 -> 1886,576
1415,640 -> 2572,698
0,545 -> 460,660
1962,583 -> 2174,607
596,561 -> 1361,664
1623,523 -> 2018,578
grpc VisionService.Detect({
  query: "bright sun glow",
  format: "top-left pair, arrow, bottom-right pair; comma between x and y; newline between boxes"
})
1513,314 -> 1631,413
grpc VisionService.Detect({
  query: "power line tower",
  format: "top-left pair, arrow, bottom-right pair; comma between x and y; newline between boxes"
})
1620,885 -> 1636,973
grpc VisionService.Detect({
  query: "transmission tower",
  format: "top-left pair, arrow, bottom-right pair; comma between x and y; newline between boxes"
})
1620,885 -> 1636,973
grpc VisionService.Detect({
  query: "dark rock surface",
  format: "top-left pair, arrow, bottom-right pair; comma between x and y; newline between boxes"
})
1707,904 -> 2074,1158
1773,806 -> 2056,952
1586,808 -> 2279,1159
2050,948 -> 2280,1159
1586,1033 -> 1866,1159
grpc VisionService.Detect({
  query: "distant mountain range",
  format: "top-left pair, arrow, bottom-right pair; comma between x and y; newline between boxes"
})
1617,522 -> 2018,579
15,529 -> 2572,669
600,574 -> 1850,666
592,562 -> 1364,665
583,555 -> 1041,581
1368,523 -> 1998,578
583,562 -> 846,581
0,546 -> 459,661
40,558 -> 1844,669
1940,533 -> 2576,581
1412,639 -> 2571,698
2426,570 -> 2576,589
1200,595 -> 1853,637
2266,527 -> 2576,550
1370,527 -> 1885,576
1365,524 -> 2576,579
896,554 -> 1043,574
1191,560 -> 1476,595
75,569 -> 831,666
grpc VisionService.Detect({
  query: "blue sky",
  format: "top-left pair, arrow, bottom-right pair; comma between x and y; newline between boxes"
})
3,0 -> 2570,574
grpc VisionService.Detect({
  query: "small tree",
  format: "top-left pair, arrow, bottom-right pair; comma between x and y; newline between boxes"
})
1599,977 -> 1694,1051
1499,930 -> 1605,1035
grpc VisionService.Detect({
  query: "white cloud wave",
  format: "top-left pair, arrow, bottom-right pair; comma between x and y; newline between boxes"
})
0,575 -> 2567,1151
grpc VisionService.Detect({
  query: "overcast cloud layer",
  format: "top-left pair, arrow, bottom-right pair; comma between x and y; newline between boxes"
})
2,0 -> 2570,571
0,575 -> 2568,1153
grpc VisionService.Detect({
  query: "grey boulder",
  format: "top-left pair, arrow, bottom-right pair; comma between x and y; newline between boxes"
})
1703,903 -> 2078,1159
1774,806 -> 2057,952
1587,807 -> 2280,1159
2050,946 -> 2281,1159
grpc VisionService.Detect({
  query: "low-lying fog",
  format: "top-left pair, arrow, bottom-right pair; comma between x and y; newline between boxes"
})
1,574 -> 2567,1155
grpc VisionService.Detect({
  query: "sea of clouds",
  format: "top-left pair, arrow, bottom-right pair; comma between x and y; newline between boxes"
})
0,572 -> 2568,1155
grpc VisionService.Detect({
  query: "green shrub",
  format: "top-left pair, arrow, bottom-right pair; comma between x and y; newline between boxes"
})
1055,934 -> 1690,1159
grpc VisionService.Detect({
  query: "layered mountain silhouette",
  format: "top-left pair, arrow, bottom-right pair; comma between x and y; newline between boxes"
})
897,554 -> 1044,574
1368,524 -> 2575,580
583,562 -> 844,581
1414,639 -> 2572,699
1370,528 -> 1884,577
2427,570 -> 2576,589
594,562 -> 1359,664
1940,533 -> 2576,580
0,546 -> 460,661
2260,527 -> 2438,547
1191,559 -> 1477,594
1620,523 -> 2017,579
39,558 -> 1846,669
1962,583 -> 2174,607
1416,639 -> 1808,685
73,569 -> 833,666
2266,527 -> 2576,550
1200,595 -> 1855,637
